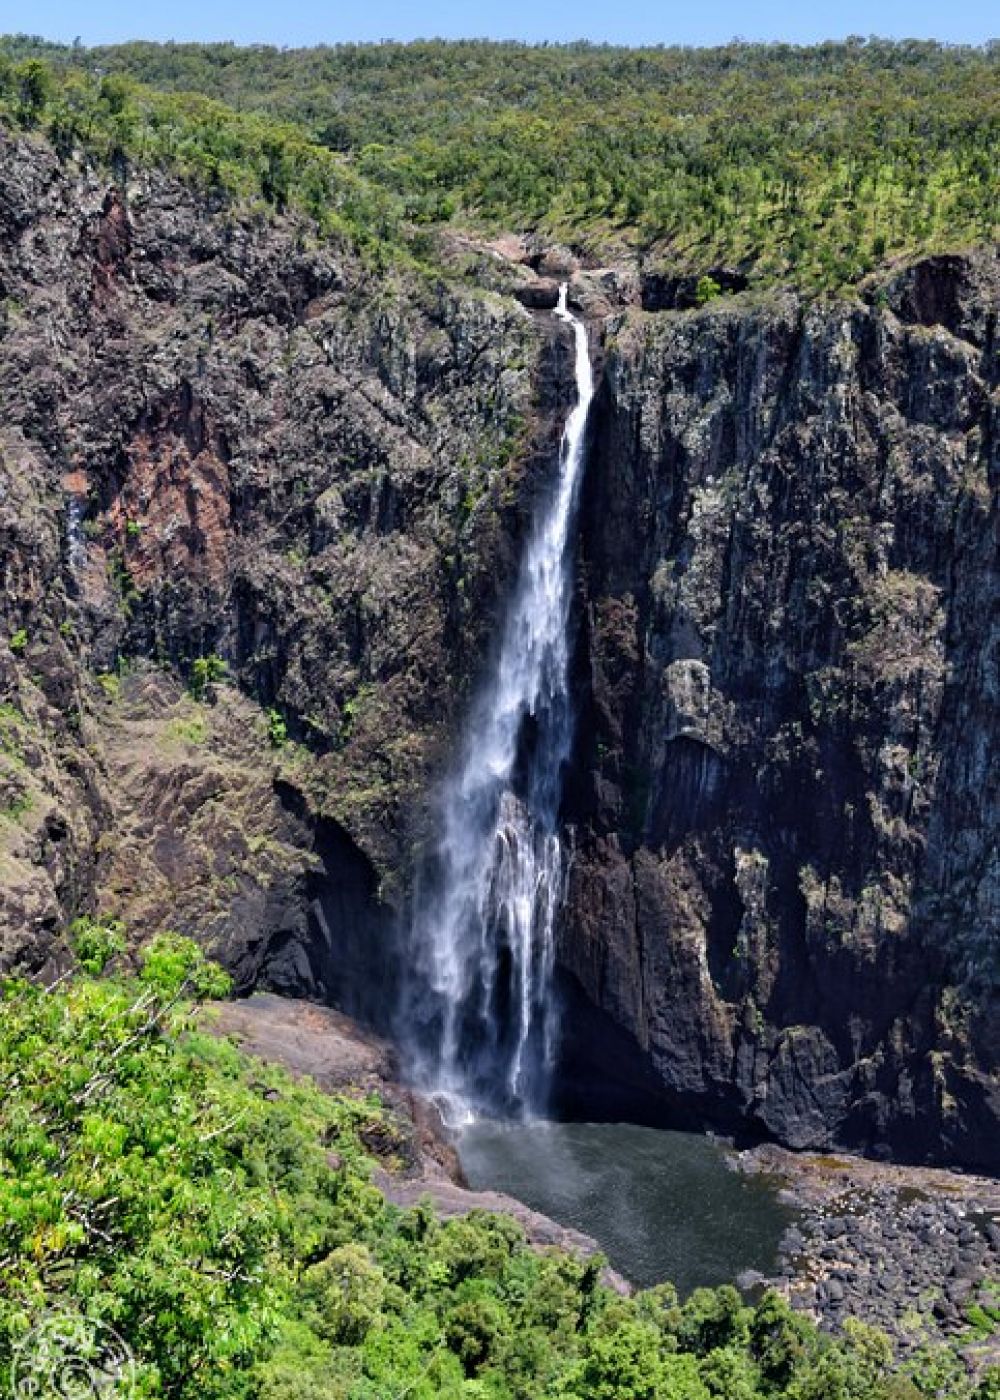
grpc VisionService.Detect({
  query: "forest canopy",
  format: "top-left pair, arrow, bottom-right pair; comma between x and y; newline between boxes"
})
0,36 -> 996,290
1,934 -> 997,1397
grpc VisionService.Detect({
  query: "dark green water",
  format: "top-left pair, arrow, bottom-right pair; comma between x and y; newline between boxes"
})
458,1120 -> 793,1295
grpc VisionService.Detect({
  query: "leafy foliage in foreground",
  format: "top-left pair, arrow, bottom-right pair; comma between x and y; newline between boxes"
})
0,37 -> 997,290
0,940 -> 995,1397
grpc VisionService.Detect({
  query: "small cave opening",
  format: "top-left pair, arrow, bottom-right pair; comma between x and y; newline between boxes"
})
258,801 -> 398,1036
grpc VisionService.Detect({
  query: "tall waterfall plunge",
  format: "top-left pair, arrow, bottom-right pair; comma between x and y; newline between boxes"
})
403,286 -> 594,1123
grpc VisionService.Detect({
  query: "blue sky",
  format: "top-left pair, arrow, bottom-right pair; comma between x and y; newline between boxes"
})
4,0 -> 996,48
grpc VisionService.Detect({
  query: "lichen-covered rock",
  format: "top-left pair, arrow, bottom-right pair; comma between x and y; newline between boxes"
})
563,249 -> 999,1167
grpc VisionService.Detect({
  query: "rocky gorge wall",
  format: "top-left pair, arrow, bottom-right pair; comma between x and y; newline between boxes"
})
561,250 -> 999,1168
0,127 -> 995,1170
0,131 -> 570,987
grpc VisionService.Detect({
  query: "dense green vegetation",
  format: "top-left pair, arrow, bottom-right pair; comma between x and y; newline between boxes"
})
0,37 -> 997,290
0,49 -> 403,256
0,930 -> 996,1398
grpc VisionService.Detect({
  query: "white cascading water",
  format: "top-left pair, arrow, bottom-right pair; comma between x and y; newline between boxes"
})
404,285 -> 593,1123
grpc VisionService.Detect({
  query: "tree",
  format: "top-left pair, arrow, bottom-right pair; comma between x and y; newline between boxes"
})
16,58 -> 51,124
301,1244 -> 387,1345
750,1292 -> 816,1389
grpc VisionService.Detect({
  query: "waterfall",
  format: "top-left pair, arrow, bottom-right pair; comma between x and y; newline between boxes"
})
404,285 -> 593,1123
66,495 -> 86,573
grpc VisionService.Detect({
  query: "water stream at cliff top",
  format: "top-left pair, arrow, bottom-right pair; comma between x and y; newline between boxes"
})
402,285 -> 593,1122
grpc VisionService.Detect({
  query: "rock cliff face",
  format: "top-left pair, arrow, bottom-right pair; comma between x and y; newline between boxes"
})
0,131 -> 568,988
562,252 -> 999,1167
0,129 -> 995,1168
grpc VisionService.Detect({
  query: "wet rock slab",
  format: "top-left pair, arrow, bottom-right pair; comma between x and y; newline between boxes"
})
207,993 -> 458,1176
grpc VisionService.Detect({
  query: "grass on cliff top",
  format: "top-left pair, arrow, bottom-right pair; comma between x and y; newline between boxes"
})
1,923 -> 996,1398
0,37 -> 997,293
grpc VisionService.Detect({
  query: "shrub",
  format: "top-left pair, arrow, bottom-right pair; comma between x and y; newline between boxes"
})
68,914 -> 127,974
695,275 -> 722,305
0,926 -> 978,1399
266,706 -> 289,747
444,1295 -> 507,1374
190,652 -> 227,700
138,930 -> 233,1000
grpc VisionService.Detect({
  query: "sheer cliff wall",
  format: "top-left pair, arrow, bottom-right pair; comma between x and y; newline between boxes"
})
0,131 -> 995,1165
